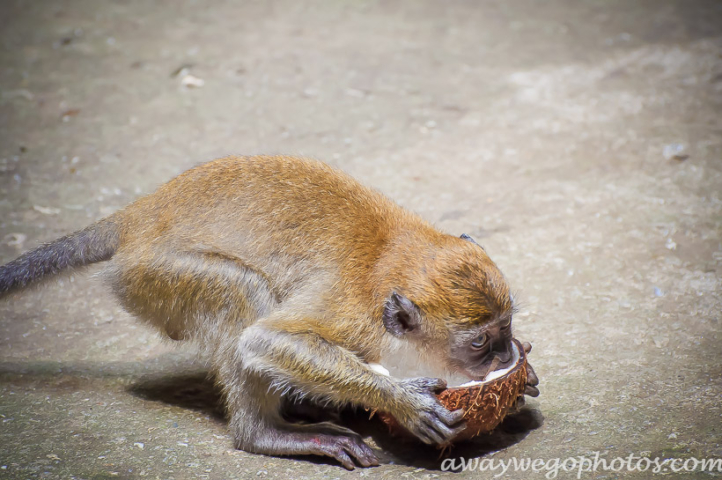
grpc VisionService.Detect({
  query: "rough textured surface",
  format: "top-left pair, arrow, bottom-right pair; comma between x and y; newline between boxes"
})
0,0 -> 720,478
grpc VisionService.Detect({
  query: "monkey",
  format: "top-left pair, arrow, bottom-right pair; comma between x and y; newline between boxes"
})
0,155 -> 539,469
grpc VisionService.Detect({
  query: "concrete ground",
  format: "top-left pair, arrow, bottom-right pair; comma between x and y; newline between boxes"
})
1,1 -> 721,478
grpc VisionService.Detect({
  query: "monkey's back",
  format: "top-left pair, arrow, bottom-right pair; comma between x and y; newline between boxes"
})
108,156 -> 436,339
121,155 -> 424,261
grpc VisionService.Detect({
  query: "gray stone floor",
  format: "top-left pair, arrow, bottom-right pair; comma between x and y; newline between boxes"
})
0,1 -> 720,478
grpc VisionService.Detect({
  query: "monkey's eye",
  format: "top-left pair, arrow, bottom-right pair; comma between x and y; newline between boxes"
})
500,317 -> 512,330
471,333 -> 489,350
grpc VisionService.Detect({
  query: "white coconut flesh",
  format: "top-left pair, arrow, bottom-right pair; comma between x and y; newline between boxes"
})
369,341 -> 521,388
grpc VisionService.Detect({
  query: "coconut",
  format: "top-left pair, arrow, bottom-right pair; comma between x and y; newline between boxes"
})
375,338 -> 528,443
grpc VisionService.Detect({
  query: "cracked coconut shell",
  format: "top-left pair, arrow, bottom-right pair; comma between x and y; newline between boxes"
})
379,338 -> 528,443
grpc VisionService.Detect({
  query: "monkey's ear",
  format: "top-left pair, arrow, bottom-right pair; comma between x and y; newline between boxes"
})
460,233 -> 484,250
382,292 -> 422,337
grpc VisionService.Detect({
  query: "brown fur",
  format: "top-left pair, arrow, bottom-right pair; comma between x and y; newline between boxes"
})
0,155 -> 529,469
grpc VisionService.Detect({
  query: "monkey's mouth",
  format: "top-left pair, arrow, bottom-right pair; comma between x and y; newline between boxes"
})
368,341 -> 521,388
453,341 -> 521,388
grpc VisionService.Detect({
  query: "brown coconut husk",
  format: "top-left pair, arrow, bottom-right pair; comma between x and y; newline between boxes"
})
379,338 -> 528,444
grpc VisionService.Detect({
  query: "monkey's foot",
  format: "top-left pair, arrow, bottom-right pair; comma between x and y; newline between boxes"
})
244,423 -> 379,470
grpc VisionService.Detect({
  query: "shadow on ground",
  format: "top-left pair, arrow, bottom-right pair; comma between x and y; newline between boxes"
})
128,369 -> 543,470
129,371 -> 227,423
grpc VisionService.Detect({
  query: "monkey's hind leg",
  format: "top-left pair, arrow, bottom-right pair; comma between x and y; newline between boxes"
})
215,350 -> 378,470
108,248 -> 279,343
110,248 -> 376,468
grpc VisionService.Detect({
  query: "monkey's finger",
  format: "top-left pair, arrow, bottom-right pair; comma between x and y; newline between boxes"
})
339,437 -> 378,467
413,426 -> 436,445
420,377 -> 447,393
322,446 -> 355,470
419,421 -> 446,445
344,447 -> 375,468
360,449 -> 380,467
429,414 -> 466,443
525,385 -> 540,397
423,409 -> 463,444
354,439 -> 378,463
522,341 -> 533,354
437,407 -> 466,427
526,363 -> 539,386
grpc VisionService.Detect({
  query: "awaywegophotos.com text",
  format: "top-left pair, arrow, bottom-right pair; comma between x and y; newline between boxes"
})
441,452 -> 722,478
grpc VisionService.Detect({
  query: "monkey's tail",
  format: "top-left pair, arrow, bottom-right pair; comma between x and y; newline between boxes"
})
0,216 -> 121,297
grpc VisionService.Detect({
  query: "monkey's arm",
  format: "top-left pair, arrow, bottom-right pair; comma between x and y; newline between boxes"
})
239,316 -> 465,445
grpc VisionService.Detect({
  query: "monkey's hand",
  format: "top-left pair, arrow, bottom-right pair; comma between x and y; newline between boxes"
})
522,341 -> 540,397
394,377 -> 466,445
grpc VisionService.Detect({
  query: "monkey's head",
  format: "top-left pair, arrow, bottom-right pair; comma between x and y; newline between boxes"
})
382,233 -> 515,382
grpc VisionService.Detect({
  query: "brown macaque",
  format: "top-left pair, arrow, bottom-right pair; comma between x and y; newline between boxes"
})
0,156 -> 539,469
